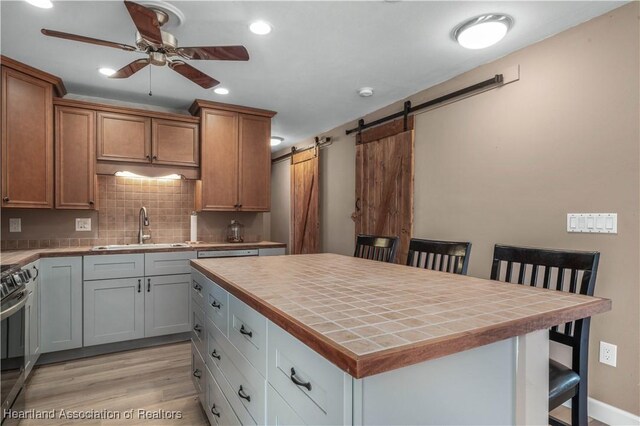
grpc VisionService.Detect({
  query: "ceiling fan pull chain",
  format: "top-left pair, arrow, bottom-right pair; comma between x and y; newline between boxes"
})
148,65 -> 152,96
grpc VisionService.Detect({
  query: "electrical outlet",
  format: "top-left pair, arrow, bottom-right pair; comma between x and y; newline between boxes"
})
599,341 -> 617,367
75,218 -> 91,232
9,218 -> 21,233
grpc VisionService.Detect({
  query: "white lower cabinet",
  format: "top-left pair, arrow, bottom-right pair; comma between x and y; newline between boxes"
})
144,274 -> 191,337
24,261 -> 40,377
40,257 -> 83,353
206,366 -> 241,426
84,278 -> 145,346
267,385 -> 305,426
191,342 -> 206,406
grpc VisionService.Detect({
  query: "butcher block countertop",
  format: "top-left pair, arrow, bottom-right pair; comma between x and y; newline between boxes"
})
0,241 -> 286,268
191,253 -> 611,379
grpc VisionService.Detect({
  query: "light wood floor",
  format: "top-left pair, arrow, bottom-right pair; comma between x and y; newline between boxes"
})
20,342 -> 208,425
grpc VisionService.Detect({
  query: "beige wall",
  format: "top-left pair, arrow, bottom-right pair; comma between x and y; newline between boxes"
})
271,3 -> 640,414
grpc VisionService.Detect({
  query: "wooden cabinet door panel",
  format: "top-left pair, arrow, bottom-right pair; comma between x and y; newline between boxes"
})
151,118 -> 199,167
55,106 -> 95,209
97,112 -> 151,163
238,114 -> 270,211
1,67 -> 53,208
199,109 -> 238,210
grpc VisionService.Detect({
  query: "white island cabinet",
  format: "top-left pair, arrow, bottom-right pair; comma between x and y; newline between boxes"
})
190,254 -> 610,426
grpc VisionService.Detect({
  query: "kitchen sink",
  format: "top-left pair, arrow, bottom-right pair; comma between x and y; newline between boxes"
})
91,243 -> 190,251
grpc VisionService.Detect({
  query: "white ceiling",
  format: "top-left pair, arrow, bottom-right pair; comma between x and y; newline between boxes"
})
0,1 -> 626,149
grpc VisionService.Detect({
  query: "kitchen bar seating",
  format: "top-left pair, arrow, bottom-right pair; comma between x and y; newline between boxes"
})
406,238 -> 472,274
490,244 -> 600,426
354,234 -> 399,263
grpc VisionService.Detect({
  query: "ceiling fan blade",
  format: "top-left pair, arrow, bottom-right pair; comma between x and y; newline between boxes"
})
124,1 -> 163,47
176,46 -> 250,61
168,61 -> 219,89
110,58 -> 150,78
41,29 -> 137,51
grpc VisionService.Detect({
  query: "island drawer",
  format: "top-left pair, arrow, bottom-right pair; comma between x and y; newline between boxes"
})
191,303 -> 206,357
267,384 -> 306,426
208,316 -> 266,425
191,342 -> 206,406
229,295 -> 267,377
205,366 -> 241,426
268,322 -> 350,426
83,254 -> 144,280
209,358 -> 258,426
191,270 -> 206,308
145,251 -> 196,276
206,279 -> 229,336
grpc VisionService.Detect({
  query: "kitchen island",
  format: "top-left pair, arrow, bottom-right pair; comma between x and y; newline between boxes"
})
190,254 -> 610,425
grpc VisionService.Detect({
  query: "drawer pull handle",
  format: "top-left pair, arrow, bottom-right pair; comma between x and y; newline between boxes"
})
237,386 -> 251,402
147,278 -> 151,292
210,405 -> 220,418
290,368 -> 312,391
193,283 -> 202,291
137,279 -> 141,293
211,300 -> 221,309
193,325 -> 202,333
193,369 -> 201,378
239,325 -> 252,338
211,350 -> 221,360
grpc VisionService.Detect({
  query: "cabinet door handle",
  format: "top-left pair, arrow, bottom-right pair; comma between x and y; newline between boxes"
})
237,204 -> 243,208
147,278 -> 151,292
193,324 -> 202,333
2,197 -> 9,202
290,367 -> 312,391
211,300 -> 221,309
193,369 -> 201,378
210,405 -> 220,418
211,349 -> 221,360
146,155 -> 151,160
239,325 -> 252,338
152,155 -> 158,160
193,283 -> 202,291
137,279 -> 141,293
237,385 -> 251,402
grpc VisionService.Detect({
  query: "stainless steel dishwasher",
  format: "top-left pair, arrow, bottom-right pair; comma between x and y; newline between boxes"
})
197,249 -> 259,259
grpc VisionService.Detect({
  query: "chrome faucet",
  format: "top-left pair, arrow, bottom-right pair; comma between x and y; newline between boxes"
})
138,207 -> 151,244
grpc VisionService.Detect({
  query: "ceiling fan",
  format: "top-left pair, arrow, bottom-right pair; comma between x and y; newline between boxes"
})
41,0 -> 249,89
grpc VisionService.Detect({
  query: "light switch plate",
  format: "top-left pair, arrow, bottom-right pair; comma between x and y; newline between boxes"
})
75,218 -> 91,232
567,213 -> 617,234
9,218 -> 21,233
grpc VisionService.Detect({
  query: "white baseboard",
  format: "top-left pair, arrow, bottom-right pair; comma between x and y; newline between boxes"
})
563,397 -> 640,425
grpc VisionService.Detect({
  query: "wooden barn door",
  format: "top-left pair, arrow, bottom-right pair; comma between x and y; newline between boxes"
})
353,117 -> 414,263
291,148 -> 319,254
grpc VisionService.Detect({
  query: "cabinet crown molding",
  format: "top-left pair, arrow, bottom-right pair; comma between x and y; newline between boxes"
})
189,99 -> 277,118
54,97 -> 199,123
1,55 -> 66,97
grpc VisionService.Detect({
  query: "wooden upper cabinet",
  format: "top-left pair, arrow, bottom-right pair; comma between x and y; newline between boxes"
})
1,66 -> 54,208
96,112 -> 151,163
55,106 -> 96,209
151,119 -> 199,167
197,109 -> 239,211
238,114 -> 271,211
191,100 -> 275,212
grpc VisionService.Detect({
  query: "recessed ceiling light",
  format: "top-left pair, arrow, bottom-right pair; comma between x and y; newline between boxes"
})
213,87 -> 229,95
25,0 -> 53,8
358,87 -> 374,97
249,21 -> 272,35
270,137 -> 283,147
99,67 -> 116,77
453,14 -> 513,50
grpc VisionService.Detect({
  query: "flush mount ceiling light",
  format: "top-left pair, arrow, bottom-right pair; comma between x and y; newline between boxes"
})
270,136 -> 284,147
115,171 -> 182,180
453,14 -> 513,50
25,0 -> 53,8
213,87 -> 229,95
249,21 -> 272,35
358,87 -> 374,97
99,67 -> 116,76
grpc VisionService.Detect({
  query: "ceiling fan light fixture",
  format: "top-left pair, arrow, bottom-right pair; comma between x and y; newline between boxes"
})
99,67 -> 116,76
214,87 -> 229,95
453,14 -> 513,50
249,21 -> 272,35
270,136 -> 284,147
25,0 -> 53,8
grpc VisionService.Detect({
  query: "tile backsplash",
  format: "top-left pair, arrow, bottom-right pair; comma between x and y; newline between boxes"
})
1,175 -> 266,249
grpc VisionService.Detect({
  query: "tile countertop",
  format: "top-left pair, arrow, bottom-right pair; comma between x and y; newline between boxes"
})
191,253 -> 611,379
0,241 -> 286,267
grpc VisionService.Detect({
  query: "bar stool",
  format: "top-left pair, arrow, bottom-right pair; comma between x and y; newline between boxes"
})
354,234 -> 399,263
406,238 -> 472,275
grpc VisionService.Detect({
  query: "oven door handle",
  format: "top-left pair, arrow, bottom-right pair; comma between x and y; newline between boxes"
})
0,290 -> 28,320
